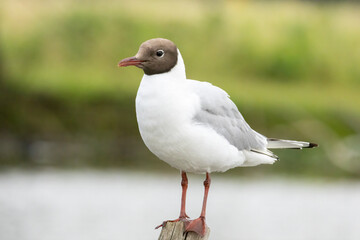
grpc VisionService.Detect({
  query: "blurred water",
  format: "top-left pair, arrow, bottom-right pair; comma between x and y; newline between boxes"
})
0,170 -> 359,240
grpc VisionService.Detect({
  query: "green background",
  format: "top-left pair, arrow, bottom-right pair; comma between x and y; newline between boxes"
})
1,0 -> 360,178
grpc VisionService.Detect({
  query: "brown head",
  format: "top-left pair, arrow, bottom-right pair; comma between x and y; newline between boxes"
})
118,38 -> 178,75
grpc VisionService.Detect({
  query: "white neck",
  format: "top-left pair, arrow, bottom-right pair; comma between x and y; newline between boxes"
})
143,49 -> 186,80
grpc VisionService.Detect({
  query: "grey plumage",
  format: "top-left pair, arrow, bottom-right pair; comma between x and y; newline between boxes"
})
189,80 -> 267,151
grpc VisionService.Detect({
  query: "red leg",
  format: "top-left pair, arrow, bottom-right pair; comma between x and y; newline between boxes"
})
179,171 -> 190,219
155,171 -> 190,229
185,172 -> 211,236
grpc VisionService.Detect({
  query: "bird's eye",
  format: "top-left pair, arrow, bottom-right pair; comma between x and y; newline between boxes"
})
156,50 -> 164,57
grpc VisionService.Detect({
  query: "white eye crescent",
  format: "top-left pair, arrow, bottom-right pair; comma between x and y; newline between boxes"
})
156,50 -> 164,57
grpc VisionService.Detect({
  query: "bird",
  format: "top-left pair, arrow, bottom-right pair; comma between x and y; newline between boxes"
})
118,38 -> 318,236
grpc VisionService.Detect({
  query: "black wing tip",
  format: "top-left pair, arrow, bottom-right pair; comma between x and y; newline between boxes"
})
307,142 -> 318,148
268,138 -> 318,148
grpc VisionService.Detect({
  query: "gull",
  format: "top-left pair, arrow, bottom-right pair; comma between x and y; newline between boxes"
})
118,38 -> 317,236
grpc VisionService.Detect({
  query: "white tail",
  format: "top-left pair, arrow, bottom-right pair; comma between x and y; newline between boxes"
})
267,138 -> 318,149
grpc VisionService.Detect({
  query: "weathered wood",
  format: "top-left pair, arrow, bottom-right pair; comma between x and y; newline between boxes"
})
158,221 -> 210,240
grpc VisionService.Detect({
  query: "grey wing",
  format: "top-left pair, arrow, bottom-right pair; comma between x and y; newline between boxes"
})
187,79 -> 268,151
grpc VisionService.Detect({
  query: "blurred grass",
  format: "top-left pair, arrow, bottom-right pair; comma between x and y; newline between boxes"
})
1,0 -> 360,178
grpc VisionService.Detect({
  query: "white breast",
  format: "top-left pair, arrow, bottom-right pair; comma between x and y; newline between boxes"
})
136,74 -> 195,165
135,75 -> 245,173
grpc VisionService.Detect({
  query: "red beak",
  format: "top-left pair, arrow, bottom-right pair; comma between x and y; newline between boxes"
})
118,56 -> 145,67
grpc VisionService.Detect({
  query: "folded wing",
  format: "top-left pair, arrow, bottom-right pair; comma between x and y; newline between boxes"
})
187,80 -> 278,162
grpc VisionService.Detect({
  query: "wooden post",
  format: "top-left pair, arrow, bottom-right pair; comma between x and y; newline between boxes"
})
158,222 -> 210,240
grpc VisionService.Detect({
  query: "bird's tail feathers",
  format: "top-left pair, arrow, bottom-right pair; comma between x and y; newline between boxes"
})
267,138 -> 318,149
